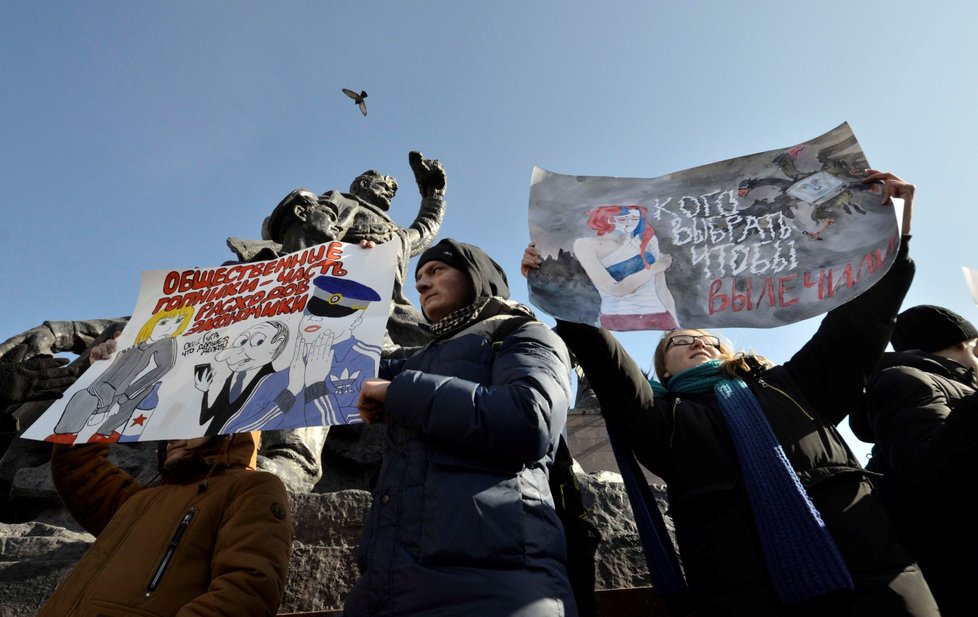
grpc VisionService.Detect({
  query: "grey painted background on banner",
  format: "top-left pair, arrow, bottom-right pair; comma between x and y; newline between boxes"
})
528,123 -> 899,330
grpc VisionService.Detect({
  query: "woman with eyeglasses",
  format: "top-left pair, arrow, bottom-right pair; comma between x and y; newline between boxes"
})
522,171 -> 939,617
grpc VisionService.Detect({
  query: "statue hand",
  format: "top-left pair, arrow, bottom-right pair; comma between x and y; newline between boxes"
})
0,355 -> 80,407
409,151 -> 446,198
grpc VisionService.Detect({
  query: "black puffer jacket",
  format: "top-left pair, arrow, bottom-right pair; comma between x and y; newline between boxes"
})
851,350 -> 978,616
558,237 -> 938,617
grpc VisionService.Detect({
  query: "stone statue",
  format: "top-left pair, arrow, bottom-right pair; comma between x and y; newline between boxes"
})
0,319 -> 128,434
0,319 -> 128,512
238,150 -> 446,349
0,319 -> 129,363
225,151 -> 447,492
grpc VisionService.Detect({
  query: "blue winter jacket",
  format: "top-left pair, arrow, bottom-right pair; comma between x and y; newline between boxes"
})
343,298 -> 577,617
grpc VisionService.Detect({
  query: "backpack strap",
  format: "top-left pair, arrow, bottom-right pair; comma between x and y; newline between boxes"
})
487,315 -> 536,351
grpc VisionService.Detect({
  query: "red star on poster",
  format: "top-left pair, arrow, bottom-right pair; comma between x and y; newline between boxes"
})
130,414 -> 148,427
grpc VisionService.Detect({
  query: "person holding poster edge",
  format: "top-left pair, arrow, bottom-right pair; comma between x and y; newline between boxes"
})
523,171 -> 938,616
346,239 -> 577,617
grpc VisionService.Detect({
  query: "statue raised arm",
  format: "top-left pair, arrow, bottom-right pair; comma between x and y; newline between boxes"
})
254,151 -> 447,348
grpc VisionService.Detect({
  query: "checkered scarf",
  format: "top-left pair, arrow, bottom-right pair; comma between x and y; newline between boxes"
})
428,303 -> 481,337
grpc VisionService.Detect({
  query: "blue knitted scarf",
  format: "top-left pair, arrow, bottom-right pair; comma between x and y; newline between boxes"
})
650,360 -> 854,605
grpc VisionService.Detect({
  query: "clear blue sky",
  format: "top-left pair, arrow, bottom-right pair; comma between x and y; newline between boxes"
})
3,2 -> 977,463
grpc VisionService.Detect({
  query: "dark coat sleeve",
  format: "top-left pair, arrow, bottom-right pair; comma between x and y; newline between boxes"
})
781,235 -> 915,426
865,366 -> 978,488
553,320 -> 668,473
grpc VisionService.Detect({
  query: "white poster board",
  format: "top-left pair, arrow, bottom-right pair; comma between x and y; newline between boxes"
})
24,239 -> 397,443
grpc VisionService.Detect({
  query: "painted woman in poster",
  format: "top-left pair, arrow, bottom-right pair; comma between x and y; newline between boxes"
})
573,204 -> 679,330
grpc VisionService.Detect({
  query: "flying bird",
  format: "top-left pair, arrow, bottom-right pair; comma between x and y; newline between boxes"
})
342,88 -> 368,116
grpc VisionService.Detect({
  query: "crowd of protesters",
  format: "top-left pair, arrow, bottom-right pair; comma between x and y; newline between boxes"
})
2,167 -> 975,617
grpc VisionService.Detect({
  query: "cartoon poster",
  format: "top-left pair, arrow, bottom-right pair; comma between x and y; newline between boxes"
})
23,239 -> 397,443
963,266 -> 978,306
528,122 -> 900,330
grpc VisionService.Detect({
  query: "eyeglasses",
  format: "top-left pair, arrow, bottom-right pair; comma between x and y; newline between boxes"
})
665,334 -> 721,351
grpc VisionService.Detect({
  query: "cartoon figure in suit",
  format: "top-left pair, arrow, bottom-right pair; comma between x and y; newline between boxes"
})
195,320 -> 291,436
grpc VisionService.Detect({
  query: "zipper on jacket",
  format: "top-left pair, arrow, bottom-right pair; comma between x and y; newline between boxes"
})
146,509 -> 195,596
669,398 -> 681,447
756,377 -> 814,420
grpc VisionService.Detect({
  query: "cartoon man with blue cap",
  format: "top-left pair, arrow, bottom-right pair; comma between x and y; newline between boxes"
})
217,276 -> 383,434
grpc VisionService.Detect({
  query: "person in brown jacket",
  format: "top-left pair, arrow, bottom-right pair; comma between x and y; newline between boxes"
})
37,431 -> 293,617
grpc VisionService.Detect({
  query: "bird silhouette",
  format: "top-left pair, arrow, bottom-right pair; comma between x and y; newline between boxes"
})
342,88 -> 368,116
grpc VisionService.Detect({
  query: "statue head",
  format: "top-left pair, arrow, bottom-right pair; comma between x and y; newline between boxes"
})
265,188 -> 322,244
350,170 -> 398,211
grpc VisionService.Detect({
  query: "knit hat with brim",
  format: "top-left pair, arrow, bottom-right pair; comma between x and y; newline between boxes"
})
891,305 -> 978,352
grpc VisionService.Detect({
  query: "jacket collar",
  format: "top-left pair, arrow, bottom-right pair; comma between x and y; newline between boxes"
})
877,350 -> 977,388
161,432 -> 259,484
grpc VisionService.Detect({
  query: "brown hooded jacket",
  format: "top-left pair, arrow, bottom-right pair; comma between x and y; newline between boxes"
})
39,433 -> 292,617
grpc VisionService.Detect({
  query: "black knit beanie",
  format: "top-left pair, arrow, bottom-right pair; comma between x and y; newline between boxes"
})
891,305 -> 978,353
416,239 -> 471,279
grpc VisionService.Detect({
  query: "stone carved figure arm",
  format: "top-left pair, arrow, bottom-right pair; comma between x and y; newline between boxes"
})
1,319 -> 129,430
0,355 -> 80,409
0,318 -> 129,361
404,151 -> 447,257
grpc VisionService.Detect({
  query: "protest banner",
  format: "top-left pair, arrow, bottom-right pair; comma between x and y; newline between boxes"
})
23,239 -> 397,443
528,122 -> 899,330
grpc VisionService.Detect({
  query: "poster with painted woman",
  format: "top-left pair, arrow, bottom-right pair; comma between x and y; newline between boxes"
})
22,239 -> 397,443
963,266 -> 978,306
528,122 -> 900,330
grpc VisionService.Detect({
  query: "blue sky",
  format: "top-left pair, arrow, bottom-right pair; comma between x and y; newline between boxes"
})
3,2 -> 977,462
